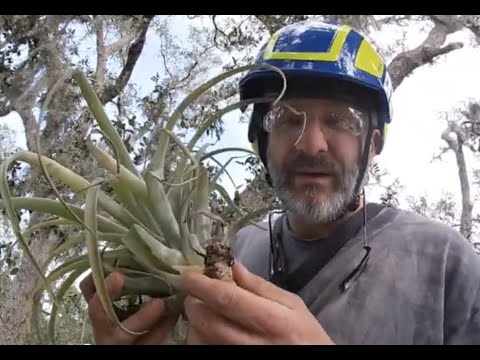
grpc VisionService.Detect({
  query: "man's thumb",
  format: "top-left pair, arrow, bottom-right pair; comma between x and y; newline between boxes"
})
233,261 -> 299,308
232,261 -> 263,289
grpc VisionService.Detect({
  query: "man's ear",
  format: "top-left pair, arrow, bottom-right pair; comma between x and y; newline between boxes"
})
370,129 -> 381,160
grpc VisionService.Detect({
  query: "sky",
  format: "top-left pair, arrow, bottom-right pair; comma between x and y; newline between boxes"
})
1,15 -> 480,219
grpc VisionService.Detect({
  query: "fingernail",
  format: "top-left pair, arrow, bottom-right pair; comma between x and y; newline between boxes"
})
234,260 -> 246,271
106,272 -> 118,281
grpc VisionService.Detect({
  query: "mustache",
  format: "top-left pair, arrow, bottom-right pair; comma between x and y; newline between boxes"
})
283,153 -> 341,176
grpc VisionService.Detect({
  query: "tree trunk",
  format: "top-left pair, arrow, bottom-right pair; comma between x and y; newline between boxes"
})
441,123 -> 473,240
0,222 -> 60,344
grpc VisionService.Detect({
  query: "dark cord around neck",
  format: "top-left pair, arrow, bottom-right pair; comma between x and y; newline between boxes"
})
340,188 -> 371,292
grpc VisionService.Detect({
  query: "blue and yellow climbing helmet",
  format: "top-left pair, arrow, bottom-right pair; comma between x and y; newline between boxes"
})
239,20 -> 394,162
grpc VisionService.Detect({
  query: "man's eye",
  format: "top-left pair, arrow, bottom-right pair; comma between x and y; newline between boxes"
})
325,113 -> 344,127
326,113 -> 362,134
277,116 -> 304,128
287,116 -> 303,125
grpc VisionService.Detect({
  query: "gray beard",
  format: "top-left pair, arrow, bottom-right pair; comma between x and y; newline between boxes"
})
267,152 -> 361,225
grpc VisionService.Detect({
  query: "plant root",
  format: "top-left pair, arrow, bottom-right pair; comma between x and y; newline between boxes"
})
203,239 -> 235,283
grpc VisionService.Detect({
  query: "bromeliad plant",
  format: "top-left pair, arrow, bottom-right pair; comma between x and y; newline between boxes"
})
0,63 -> 286,344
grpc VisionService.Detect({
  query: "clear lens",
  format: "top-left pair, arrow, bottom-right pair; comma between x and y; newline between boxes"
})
264,104 -> 307,145
263,101 -> 368,145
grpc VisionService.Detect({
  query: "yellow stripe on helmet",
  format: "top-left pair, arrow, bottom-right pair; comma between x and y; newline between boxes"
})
383,123 -> 388,142
354,39 -> 385,79
251,138 -> 260,157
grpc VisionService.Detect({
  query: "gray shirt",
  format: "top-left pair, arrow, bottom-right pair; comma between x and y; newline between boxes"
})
232,204 -> 480,345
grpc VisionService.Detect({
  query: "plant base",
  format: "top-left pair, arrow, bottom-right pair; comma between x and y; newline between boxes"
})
204,241 -> 235,282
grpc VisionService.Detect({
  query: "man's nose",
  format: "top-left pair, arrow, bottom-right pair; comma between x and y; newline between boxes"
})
294,120 -> 329,155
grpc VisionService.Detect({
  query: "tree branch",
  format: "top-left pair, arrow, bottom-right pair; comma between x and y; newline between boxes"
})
16,106 -> 38,153
387,16 -> 465,90
461,15 -> 480,44
211,15 -> 229,48
253,15 -> 309,35
431,145 -> 451,163
0,99 -> 12,116
93,17 -> 107,93
441,122 -> 473,239
376,15 -> 421,27
99,15 -> 155,105
104,34 -> 137,57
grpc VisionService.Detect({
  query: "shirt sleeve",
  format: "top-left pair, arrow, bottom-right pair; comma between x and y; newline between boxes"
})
443,233 -> 480,344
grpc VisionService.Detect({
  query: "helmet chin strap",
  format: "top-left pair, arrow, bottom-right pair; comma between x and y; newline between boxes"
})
345,113 -> 375,214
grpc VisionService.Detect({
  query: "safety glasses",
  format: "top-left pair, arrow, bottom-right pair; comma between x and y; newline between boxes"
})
263,100 -> 370,146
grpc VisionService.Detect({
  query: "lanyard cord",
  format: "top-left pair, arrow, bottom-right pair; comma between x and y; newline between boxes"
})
340,188 -> 371,292
268,209 -> 287,286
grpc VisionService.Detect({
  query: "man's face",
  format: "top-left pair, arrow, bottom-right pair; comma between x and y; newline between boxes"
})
266,97 -> 373,224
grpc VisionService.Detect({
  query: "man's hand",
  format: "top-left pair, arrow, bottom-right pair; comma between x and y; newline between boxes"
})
80,272 -> 178,345
180,261 -> 334,345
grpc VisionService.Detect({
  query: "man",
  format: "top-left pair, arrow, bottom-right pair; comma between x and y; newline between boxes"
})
80,20 -> 480,345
